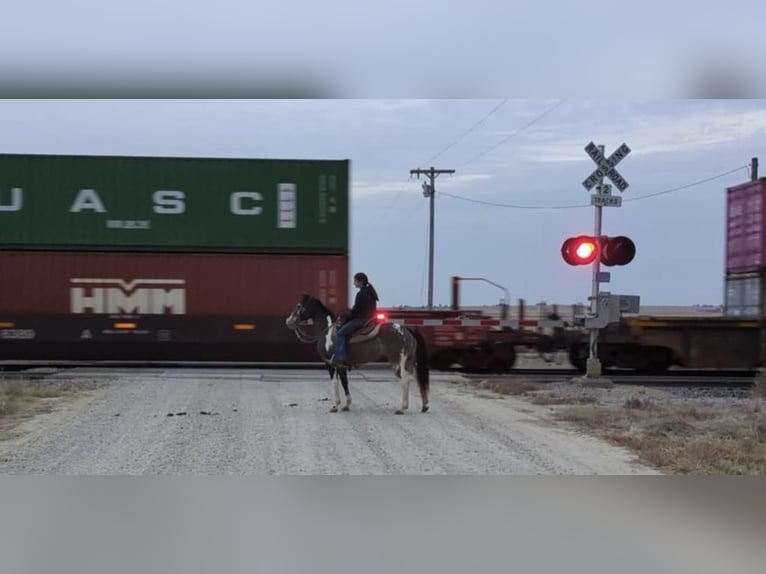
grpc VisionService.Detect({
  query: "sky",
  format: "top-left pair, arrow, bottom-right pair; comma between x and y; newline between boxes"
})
1,99 -> 764,308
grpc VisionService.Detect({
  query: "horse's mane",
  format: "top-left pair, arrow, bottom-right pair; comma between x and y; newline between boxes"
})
310,296 -> 336,321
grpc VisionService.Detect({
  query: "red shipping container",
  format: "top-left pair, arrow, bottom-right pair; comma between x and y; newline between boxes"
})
0,251 -> 348,316
726,178 -> 766,273
0,251 -> 348,361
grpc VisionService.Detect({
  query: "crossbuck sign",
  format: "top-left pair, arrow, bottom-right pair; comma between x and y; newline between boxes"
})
582,142 -> 631,192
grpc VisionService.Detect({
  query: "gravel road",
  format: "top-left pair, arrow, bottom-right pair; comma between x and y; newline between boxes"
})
0,368 -> 660,475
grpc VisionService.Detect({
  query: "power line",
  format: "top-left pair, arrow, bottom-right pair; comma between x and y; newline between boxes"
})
424,99 -> 509,165
623,165 -> 749,202
459,99 -> 568,167
437,164 -> 750,210
376,101 -> 510,230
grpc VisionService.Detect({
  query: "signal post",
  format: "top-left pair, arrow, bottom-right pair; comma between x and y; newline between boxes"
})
561,142 -> 638,386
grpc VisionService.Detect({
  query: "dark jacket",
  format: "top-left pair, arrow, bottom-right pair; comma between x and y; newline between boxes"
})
345,285 -> 378,321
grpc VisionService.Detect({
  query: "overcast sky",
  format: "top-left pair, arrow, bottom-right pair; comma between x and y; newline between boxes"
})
1,99 -> 764,307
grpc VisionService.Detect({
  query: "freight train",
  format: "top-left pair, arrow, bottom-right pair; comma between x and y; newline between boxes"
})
2,152 -> 765,374
0,153 -> 351,363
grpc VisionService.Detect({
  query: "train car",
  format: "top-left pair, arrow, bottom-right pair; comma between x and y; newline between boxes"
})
0,153 -> 350,362
381,308 -> 567,372
565,316 -> 762,372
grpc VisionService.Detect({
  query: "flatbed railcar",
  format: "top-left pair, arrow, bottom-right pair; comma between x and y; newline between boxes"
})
380,309 -> 568,373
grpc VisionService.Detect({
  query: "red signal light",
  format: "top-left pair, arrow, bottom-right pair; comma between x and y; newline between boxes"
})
375,312 -> 387,322
561,235 -> 599,265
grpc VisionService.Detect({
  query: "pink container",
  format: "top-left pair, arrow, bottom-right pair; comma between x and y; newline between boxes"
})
726,179 -> 766,273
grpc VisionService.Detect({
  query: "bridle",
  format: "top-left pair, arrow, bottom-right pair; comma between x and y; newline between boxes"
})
287,302 -> 333,344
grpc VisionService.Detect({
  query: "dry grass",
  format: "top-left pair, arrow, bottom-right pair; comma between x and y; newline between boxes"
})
458,376 -> 766,475
475,379 -> 540,396
0,379 -> 100,438
553,401 -> 766,475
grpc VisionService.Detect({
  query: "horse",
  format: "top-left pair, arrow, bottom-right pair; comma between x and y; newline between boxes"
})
285,294 -> 430,414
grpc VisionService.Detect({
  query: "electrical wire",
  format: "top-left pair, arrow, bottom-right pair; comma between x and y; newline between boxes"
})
423,99 -> 509,165
379,101 -> 510,230
437,165 -> 750,210
459,99 -> 568,167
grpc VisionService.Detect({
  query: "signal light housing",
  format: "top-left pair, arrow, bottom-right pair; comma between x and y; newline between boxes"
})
561,235 -> 636,266
600,235 -> 635,266
561,235 -> 599,265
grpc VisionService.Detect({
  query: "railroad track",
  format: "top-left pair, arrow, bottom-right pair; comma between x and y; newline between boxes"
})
0,363 -> 759,388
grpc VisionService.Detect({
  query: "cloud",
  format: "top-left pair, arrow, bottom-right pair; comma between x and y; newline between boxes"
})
512,104 -> 766,164
353,174 -> 492,198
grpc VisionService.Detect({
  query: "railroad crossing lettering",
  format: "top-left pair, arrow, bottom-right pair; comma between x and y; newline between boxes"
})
590,194 -> 622,207
582,142 -> 631,192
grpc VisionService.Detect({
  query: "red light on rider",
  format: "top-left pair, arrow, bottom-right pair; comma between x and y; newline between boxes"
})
376,312 -> 387,322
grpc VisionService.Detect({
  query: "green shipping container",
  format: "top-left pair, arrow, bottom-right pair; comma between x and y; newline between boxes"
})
0,153 -> 349,253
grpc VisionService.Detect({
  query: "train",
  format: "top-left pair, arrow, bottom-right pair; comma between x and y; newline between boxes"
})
1,152 -> 765,373
0,153 -> 352,364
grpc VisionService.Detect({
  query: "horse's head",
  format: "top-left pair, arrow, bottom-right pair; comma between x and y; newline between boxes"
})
285,294 -> 314,330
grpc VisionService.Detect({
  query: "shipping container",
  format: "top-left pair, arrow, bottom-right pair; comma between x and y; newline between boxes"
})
724,271 -> 765,317
0,251 -> 348,362
725,177 -> 766,273
0,153 -> 349,253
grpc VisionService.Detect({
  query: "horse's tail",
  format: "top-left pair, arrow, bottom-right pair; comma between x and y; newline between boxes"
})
409,328 -> 430,394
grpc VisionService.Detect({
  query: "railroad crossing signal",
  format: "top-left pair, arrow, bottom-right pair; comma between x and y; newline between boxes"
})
561,235 -> 636,266
582,142 -> 631,192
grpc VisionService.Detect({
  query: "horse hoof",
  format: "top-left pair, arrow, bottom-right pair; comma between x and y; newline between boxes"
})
395,410 -> 404,415
341,405 -> 350,412
330,406 -> 339,413
421,406 -> 430,413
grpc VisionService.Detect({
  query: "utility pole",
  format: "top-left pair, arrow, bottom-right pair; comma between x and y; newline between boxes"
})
410,166 -> 455,309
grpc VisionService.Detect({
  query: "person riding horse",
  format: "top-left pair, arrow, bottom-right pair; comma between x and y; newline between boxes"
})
331,272 -> 379,366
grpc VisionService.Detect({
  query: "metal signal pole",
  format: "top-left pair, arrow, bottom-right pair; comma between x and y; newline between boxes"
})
587,145 -> 606,379
410,166 -> 455,309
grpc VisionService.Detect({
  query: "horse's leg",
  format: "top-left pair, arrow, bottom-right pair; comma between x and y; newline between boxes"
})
330,369 -> 341,413
340,368 -> 351,412
395,351 -> 410,415
419,383 -> 430,413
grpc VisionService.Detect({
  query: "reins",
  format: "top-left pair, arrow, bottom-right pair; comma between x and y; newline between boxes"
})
291,301 -> 335,344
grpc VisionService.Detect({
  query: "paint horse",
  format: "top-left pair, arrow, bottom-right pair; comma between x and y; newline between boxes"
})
285,294 -> 430,414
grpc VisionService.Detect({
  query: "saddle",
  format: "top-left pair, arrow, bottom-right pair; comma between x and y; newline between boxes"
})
331,318 -> 382,345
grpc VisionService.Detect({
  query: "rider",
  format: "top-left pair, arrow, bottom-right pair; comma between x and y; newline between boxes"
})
331,272 -> 379,366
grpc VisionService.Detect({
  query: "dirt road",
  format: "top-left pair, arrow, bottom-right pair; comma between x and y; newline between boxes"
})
0,368 -> 659,474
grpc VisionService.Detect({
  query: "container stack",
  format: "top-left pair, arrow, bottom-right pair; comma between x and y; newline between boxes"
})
0,153 -> 350,361
724,176 -> 766,316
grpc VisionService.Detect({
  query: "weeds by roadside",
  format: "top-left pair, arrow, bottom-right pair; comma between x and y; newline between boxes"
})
455,376 -> 766,475
0,379 -> 101,438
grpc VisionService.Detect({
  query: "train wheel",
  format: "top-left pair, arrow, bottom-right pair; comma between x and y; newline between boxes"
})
458,349 -> 489,373
487,346 -> 516,374
568,345 -> 587,372
642,347 -> 672,373
430,352 -> 457,372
